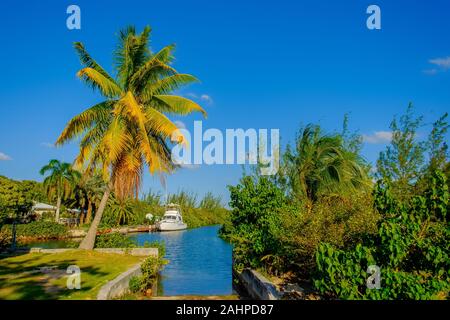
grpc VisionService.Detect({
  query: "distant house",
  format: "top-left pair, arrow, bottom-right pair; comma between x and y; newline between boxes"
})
31,202 -> 58,216
30,202 -> 81,226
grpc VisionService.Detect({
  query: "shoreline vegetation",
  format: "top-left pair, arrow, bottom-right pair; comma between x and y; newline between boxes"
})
0,188 -> 228,247
221,106 -> 449,300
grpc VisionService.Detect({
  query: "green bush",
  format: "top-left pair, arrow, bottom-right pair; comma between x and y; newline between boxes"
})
1,221 -> 68,240
313,171 -> 450,300
129,276 -> 142,293
276,192 -> 379,274
220,175 -> 290,272
139,256 -> 160,291
128,256 -> 167,294
94,232 -> 137,248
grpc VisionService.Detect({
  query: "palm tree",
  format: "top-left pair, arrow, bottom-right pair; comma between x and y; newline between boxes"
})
56,26 -> 206,249
108,195 -> 134,225
282,125 -> 370,202
40,160 -> 81,223
70,173 -> 105,225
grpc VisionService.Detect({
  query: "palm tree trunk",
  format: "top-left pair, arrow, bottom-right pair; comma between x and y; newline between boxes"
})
55,196 -> 62,223
86,201 -> 93,224
78,185 -> 111,250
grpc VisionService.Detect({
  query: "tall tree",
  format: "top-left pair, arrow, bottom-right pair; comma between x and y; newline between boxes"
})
40,160 -> 81,222
377,103 -> 425,200
56,26 -> 206,249
427,112 -> 449,173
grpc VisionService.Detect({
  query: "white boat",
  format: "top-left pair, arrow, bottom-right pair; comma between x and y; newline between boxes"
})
156,204 -> 187,232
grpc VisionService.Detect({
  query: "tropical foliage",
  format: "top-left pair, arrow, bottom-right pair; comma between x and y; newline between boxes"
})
222,106 -> 449,300
281,123 -> 371,202
55,26 -> 207,249
314,171 -> 449,299
40,160 -> 81,222
1,221 -> 68,240
0,176 -> 45,223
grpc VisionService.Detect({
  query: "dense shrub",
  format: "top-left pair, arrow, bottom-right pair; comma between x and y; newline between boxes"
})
128,256 -> 167,294
313,171 -> 449,300
220,175 -> 291,272
94,233 -> 136,248
129,276 -> 141,293
221,173 -> 379,276
276,192 -> 379,273
1,221 -> 68,240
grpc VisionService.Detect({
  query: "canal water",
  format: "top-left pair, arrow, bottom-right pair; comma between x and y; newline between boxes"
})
22,225 -> 233,297
129,225 -> 233,296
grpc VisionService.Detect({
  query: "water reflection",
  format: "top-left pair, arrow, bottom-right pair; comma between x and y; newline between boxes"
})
129,225 -> 233,296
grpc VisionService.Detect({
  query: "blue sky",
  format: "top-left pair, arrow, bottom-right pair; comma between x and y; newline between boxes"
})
0,0 -> 449,204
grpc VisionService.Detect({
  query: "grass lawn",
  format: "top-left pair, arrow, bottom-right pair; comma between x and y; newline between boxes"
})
0,250 -> 144,300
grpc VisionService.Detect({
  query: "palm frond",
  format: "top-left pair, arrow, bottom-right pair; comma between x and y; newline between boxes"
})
77,68 -> 122,98
153,95 -> 207,117
56,101 -> 114,145
74,42 -> 116,83
142,74 -> 199,100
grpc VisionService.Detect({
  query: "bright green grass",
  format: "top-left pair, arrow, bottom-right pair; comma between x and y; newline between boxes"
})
0,250 -> 143,300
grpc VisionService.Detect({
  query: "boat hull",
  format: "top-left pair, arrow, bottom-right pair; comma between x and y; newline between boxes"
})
156,222 -> 188,232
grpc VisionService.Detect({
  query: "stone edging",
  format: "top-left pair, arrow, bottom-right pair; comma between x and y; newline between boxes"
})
95,248 -> 158,300
97,263 -> 143,300
236,269 -> 283,300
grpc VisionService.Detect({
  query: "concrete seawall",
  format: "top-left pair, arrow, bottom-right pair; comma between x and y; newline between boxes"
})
95,248 -> 159,300
97,263 -> 144,300
235,269 -> 283,300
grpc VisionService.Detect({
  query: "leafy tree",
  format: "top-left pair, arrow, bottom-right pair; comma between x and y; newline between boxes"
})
342,113 -> 363,154
0,176 -> 42,223
40,160 -> 81,223
55,26 -> 207,249
377,103 -> 425,200
199,192 -> 223,211
220,175 -> 291,271
426,112 -> 449,173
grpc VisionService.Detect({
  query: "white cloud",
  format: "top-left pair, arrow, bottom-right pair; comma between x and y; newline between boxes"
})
362,131 -> 392,144
0,152 -> 12,161
423,68 -> 438,75
186,93 -> 198,99
185,93 -> 213,104
200,94 -> 213,104
41,142 -> 55,148
429,56 -> 450,70
424,56 -> 450,75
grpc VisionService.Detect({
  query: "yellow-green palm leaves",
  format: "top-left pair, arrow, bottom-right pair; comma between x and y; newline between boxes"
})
56,26 -> 206,199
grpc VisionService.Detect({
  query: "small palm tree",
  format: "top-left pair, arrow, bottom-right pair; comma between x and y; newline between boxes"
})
283,125 -> 370,202
70,173 -> 105,225
108,195 -> 134,225
56,26 -> 206,249
40,160 -> 81,223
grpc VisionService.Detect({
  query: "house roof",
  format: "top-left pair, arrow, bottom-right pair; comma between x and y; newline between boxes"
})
32,202 -> 57,211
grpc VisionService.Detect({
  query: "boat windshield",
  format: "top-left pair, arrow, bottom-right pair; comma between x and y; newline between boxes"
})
163,214 -> 179,221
